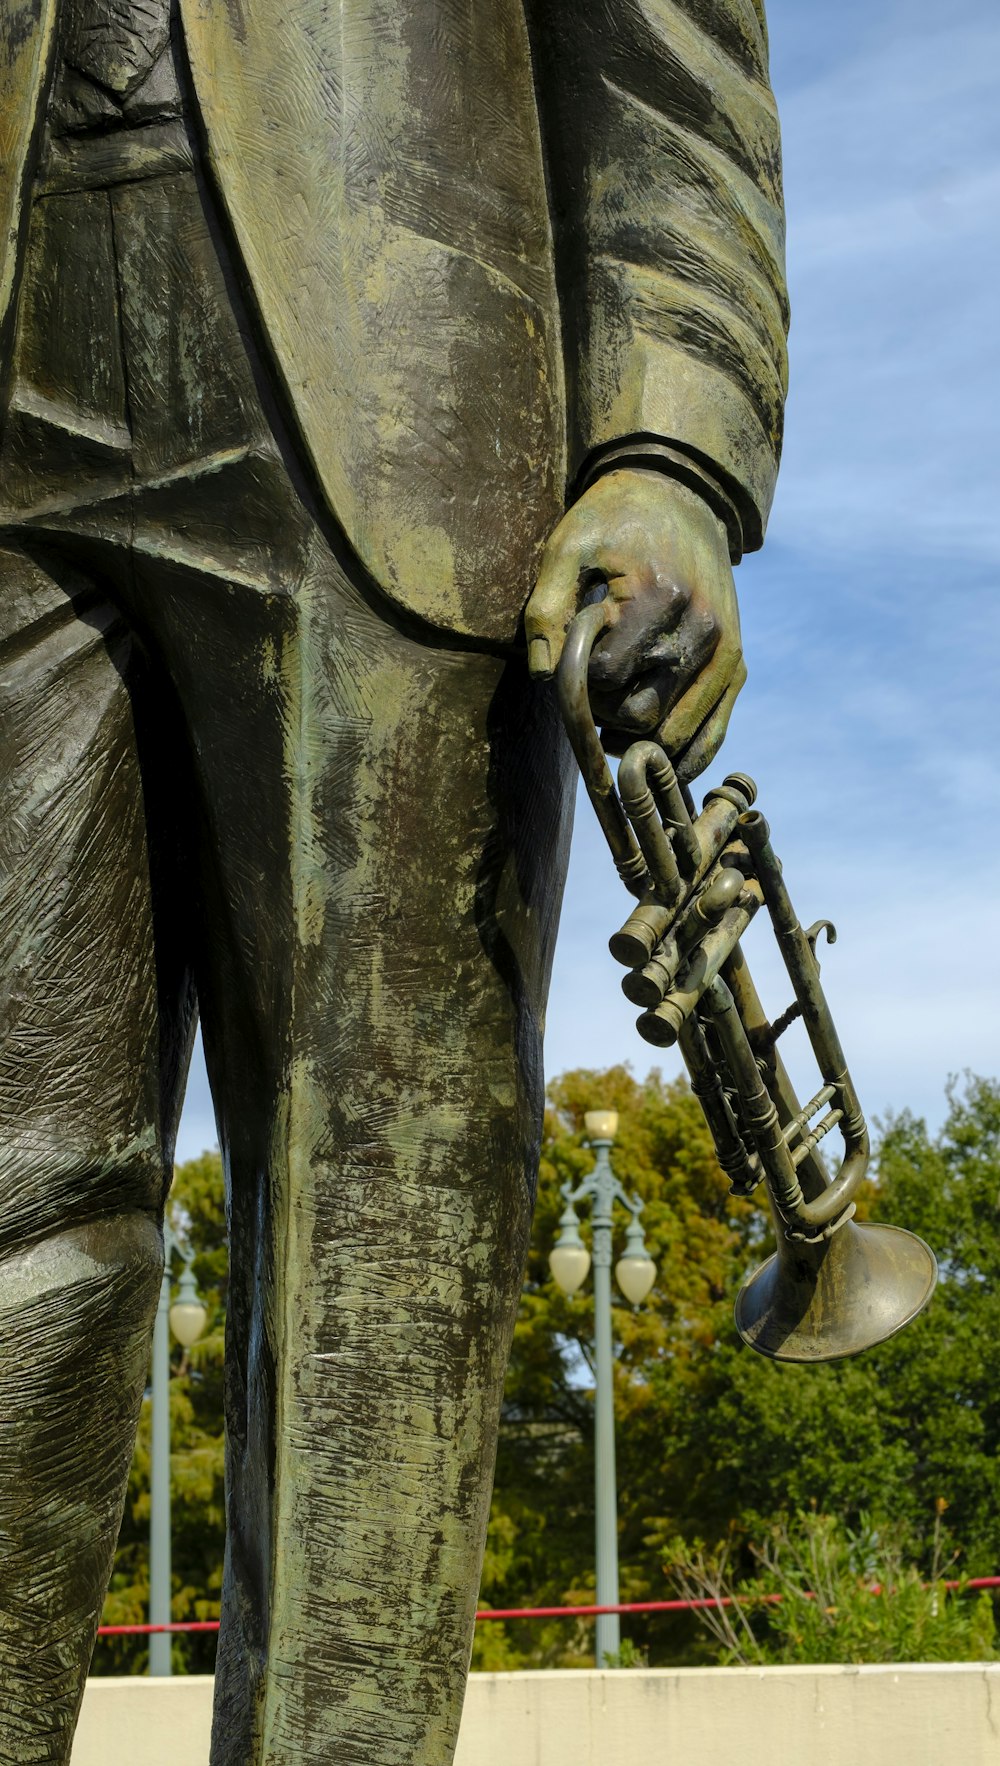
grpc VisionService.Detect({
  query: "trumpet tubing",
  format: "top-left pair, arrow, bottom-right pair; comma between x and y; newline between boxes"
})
557,606 -> 937,1361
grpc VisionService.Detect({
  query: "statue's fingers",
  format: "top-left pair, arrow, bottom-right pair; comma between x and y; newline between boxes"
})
655,627 -> 743,755
524,543 -> 590,679
586,578 -> 694,695
674,658 -> 747,785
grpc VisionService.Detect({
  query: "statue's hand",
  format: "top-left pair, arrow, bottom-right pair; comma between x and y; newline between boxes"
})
525,471 -> 744,782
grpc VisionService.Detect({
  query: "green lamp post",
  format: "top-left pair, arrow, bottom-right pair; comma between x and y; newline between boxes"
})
549,1110 -> 656,1668
148,1220 -> 208,1676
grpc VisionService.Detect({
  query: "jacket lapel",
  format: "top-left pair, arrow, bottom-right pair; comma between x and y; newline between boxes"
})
179,0 -> 564,639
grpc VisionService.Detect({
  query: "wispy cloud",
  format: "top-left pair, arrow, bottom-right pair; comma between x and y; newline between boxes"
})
773,3 -> 1000,560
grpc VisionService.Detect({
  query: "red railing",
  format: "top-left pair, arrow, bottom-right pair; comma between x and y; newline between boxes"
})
95,1578 -> 1000,1638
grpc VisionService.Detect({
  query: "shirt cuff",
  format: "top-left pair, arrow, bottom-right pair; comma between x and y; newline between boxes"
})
571,437 -> 744,565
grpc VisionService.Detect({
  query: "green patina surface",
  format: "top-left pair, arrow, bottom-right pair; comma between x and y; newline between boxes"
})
0,0 -> 791,1759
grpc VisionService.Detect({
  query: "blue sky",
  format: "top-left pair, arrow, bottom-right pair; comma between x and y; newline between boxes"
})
175,0 -> 999,1162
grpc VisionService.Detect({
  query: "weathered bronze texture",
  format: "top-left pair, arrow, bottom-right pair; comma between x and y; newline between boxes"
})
558,603 -> 937,1363
0,0 -> 791,1760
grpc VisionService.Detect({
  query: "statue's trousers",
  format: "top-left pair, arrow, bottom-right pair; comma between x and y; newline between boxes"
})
0,163 -> 574,1762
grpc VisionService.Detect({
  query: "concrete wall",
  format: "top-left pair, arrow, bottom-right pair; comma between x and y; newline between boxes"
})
73,1664 -> 1000,1765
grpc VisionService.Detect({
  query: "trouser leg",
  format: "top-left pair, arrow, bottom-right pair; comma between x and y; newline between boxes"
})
0,546 -> 193,1759
2,140 -> 574,1759
136,537 -> 575,1764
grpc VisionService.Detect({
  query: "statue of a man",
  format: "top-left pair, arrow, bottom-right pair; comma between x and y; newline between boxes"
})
0,0 -> 787,1759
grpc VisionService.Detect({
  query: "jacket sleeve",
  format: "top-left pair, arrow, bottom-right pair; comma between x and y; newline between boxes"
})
527,0 -> 789,550
0,0 -> 57,376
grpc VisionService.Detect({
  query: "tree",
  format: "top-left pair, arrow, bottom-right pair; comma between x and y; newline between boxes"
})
861,1077 -> 1000,1576
479,1069 -> 1000,1668
474,1063 -> 762,1667
95,1071 -> 1000,1673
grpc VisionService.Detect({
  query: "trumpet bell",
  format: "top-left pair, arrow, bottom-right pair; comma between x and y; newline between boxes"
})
735,1221 -> 938,1363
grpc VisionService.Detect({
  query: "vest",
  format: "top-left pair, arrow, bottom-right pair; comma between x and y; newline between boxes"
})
47,0 -> 181,135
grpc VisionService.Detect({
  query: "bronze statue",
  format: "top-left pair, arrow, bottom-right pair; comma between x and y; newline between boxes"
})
0,1 -> 788,1760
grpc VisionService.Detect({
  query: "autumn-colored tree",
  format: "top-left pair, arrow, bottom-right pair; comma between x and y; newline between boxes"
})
477,1069 -> 1000,1667
474,1063 -> 761,1667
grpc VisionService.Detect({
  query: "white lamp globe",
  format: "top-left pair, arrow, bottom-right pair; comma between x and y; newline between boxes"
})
169,1264 -> 208,1348
550,1240 -> 592,1296
584,1109 -> 619,1142
549,1199 -> 592,1295
615,1248 -> 656,1306
615,1216 -> 656,1306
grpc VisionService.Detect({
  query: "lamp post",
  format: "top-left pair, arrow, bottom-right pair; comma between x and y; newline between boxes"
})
549,1109 -> 656,1669
149,1219 -> 208,1676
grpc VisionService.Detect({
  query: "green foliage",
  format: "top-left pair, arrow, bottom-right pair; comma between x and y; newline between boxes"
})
600,1638 -> 648,1670
480,1068 -> 1000,1669
95,1070 -> 1000,1675
93,1151 -> 228,1677
663,1508 -> 996,1665
474,1064 -> 762,1669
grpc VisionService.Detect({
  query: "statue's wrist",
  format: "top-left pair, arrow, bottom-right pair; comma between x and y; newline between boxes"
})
573,440 -> 744,564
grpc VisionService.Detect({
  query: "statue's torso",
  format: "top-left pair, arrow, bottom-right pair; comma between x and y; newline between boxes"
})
5,0 -> 566,642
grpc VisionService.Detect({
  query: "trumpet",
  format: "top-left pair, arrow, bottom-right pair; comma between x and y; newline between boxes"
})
558,601 -> 936,1363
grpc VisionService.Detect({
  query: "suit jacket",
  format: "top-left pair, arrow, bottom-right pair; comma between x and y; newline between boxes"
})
0,0 -> 788,641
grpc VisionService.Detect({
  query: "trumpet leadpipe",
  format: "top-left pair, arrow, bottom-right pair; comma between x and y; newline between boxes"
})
713,829 -> 869,1235
700,973 -> 807,1220
739,812 -> 855,1106
738,812 -> 869,1221
719,948 -> 838,1207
